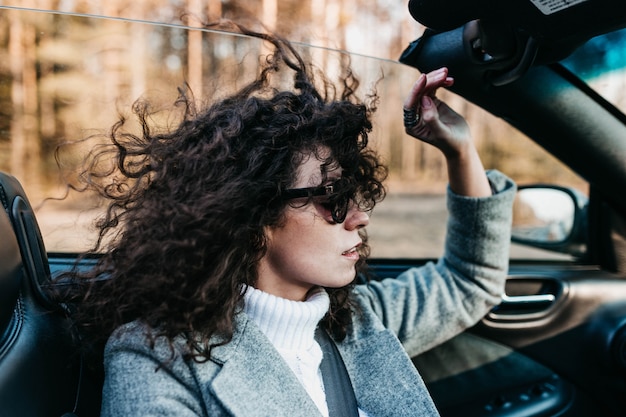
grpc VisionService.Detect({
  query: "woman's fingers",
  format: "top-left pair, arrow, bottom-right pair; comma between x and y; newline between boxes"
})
403,69 -> 446,108
403,68 -> 454,138
423,67 -> 453,97
403,73 -> 426,111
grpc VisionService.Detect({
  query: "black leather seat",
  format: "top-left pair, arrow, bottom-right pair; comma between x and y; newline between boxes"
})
0,172 -> 101,417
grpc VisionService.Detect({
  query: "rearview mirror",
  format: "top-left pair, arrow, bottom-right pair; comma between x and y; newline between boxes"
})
512,185 -> 587,256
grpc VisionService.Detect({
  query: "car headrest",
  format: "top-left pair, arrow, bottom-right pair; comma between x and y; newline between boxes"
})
0,172 -> 55,310
0,208 -> 21,334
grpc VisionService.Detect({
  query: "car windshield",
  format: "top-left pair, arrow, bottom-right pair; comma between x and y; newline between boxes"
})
1,6 -> 615,261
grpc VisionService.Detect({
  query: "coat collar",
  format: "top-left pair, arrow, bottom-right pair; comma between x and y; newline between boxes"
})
197,313 -> 438,417
201,313 -> 324,416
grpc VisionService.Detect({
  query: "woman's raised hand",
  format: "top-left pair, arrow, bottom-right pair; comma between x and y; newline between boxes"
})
403,67 -> 492,197
403,67 -> 472,159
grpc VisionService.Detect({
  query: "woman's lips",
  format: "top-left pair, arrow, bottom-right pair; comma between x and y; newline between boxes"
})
342,244 -> 360,260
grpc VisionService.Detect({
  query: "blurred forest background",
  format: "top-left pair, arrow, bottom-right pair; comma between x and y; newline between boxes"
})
0,1 -> 585,254
0,0 -> 584,198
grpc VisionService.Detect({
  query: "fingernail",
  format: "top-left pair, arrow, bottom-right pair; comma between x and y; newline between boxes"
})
421,96 -> 431,108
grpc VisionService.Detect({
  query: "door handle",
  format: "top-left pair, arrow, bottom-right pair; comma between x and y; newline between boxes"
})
489,277 -> 564,319
494,293 -> 557,316
501,293 -> 556,306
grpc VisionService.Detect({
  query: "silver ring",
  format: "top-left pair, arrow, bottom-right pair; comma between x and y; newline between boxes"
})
403,108 -> 419,128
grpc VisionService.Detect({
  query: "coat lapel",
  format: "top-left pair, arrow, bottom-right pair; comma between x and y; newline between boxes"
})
337,328 -> 440,416
199,314 -> 323,417
189,312 -> 439,416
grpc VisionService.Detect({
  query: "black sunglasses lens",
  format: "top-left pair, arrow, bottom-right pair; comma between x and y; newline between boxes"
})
329,194 -> 349,223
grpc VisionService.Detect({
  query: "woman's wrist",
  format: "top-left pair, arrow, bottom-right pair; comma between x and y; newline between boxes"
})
446,144 -> 492,197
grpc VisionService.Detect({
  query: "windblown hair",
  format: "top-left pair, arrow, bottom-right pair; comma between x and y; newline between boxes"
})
61,23 -> 387,362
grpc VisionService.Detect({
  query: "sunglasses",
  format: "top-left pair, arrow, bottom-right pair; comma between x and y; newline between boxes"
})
282,178 -> 353,224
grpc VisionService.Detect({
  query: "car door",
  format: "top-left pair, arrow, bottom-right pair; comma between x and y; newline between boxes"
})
369,182 -> 626,417
388,2 -> 626,415
414,263 -> 626,417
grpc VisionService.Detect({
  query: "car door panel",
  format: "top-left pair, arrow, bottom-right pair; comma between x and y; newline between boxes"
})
410,264 -> 626,417
413,333 -> 577,417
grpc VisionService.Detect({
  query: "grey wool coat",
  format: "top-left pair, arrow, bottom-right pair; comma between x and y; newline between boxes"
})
101,170 -> 516,417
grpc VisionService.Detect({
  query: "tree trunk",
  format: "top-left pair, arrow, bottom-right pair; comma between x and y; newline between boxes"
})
129,2 -> 148,101
9,9 -> 41,197
310,0 -> 328,70
187,0 -> 204,99
262,0 -> 277,31
208,0 -> 223,19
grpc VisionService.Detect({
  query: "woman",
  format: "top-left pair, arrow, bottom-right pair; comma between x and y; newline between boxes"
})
65,25 -> 515,417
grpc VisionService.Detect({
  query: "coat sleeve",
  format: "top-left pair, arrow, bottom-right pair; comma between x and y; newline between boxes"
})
354,170 -> 516,357
101,322 -> 207,417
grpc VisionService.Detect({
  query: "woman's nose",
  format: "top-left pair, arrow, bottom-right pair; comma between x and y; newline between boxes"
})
344,205 -> 369,230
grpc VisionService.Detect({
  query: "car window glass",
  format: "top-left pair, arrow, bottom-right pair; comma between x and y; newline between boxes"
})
561,28 -> 626,115
0,9 -> 585,260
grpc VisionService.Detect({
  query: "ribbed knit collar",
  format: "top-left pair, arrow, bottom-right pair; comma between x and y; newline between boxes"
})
243,286 -> 330,351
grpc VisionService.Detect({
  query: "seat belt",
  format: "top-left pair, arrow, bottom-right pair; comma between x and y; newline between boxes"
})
315,327 -> 360,417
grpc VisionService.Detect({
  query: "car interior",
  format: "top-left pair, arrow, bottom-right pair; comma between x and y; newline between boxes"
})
1,0 -> 626,416
401,0 -> 626,214
0,172 -> 101,417
395,0 -> 626,416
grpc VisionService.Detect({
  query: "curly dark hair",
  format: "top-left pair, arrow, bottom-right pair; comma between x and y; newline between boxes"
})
61,22 -> 387,362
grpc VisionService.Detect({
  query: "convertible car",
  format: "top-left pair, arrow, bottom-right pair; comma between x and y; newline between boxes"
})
1,0 -> 626,416
398,1 -> 626,416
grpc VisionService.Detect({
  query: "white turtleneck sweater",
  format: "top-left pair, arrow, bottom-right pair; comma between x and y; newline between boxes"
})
243,286 -> 330,416
243,286 -> 369,417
